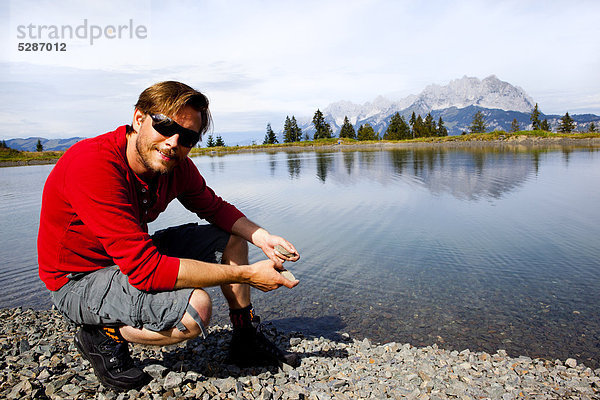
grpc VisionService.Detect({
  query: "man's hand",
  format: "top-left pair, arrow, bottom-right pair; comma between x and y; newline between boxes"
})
257,234 -> 300,268
245,259 -> 299,292
231,217 -> 300,268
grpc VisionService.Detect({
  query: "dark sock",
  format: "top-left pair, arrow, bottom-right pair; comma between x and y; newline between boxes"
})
101,326 -> 126,343
229,304 -> 255,330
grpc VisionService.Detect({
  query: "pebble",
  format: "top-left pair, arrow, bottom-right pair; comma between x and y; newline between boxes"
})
274,245 -> 294,258
1,307 -> 599,399
280,270 -> 296,281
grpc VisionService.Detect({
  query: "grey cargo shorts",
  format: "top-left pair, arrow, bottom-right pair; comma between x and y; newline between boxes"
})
51,223 -> 230,332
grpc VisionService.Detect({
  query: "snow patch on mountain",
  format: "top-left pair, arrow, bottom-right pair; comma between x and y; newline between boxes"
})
419,75 -> 535,113
323,75 -> 535,129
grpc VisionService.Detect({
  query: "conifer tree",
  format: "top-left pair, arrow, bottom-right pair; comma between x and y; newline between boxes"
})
589,122 -> 597,133
510,118 -> 520,133
290,116 -> 302,142
283,116 -> 294,143
540,119 -> 551,132
424,113 -> 436,137
263,123 -> 278,144
530,103 -> 541,130
312,109 -> 332,139
339,116 -> 356,139
356,123 -> 378,141
215,135 -> 225,147
384,112 -> 410,140
437,117 -> 448,137
558,112 -> 575,133
36,139 -> 44,152
206,135 -> 215,147
413,114 -> 425,138
1,140 -> 8,148
469,111 -> 487,134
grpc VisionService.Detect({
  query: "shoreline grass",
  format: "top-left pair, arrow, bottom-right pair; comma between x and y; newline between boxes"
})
2,131 -> 599,165
190,130 -> 600,155
0,148 -> 65,166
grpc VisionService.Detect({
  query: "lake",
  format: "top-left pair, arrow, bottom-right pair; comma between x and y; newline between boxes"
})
1,144 -> 599,367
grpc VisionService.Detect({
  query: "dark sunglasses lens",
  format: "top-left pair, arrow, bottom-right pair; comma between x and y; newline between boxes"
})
179,132 -> 200,147
151,117 -> 200,147
152,122 -> 176,137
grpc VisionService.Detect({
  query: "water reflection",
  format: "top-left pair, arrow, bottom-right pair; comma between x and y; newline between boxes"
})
315,152 -> 334,183
342,151 -> 355,175
286,152 -> 301,179
283,146 -> 599,201
268,153 -> 277,176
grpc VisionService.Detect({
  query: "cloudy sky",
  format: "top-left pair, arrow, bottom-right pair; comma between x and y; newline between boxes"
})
1,0 -> 599,143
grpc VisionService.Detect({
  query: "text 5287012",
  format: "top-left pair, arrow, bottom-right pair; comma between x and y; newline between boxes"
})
18,43 -> 67,51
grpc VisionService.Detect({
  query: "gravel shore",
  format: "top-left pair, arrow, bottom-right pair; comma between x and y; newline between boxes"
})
1,308 -> 599,399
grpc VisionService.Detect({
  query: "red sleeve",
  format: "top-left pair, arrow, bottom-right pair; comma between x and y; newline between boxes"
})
177,159 -> 245,231
66,150 -> 179,291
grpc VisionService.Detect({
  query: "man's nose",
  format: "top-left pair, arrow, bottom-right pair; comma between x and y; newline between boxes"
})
164,133 -> 180,147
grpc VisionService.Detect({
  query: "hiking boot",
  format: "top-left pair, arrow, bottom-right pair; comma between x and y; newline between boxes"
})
74,325 -> 149,390
228,316 -> 299,368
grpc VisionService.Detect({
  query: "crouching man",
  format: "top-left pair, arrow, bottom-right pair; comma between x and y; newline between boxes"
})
37,81 -> 300,390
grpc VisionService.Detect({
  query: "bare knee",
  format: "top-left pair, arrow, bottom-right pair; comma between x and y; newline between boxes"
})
222,234 -> 248,264
178,289 -> 212,339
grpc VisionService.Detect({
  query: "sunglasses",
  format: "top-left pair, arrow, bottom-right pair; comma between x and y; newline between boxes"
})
149,113 -> 201,148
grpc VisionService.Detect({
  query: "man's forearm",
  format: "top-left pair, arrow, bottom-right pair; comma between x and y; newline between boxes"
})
231,217 -> 270,247
174,257 -> 296,292
174,258 -> 248,289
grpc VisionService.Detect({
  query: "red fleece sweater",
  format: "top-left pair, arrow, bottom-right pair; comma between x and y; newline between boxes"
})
37,125 -> 244,292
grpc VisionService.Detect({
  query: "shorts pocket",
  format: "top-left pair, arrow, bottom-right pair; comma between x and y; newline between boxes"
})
84,266 -> 120,314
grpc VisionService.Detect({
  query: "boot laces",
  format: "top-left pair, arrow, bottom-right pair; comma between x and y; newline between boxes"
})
100,339 -> 132,372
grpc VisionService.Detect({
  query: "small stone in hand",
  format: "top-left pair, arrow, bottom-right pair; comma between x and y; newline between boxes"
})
275,244 -> 294,258
280,270 -> 297,281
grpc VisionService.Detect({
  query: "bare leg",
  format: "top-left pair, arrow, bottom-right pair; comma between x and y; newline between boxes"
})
119,234 -> 251,345
119,288 -> 212,346
220,234 -> 251,309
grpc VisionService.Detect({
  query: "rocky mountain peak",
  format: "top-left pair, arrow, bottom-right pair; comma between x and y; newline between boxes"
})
418,75 -> 535,113
322,75 -> 535,131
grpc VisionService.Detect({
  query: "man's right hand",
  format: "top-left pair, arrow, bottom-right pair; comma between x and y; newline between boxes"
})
246,259 -> 299,292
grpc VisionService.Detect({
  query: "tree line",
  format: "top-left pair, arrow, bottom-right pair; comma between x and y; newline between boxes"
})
262,110 -> 449,144
468,103 -> 597,135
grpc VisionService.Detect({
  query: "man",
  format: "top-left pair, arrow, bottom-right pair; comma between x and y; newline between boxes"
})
37,81 -> 300,390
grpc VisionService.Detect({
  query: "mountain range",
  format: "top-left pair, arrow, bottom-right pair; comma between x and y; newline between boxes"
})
5,75 -> 600,150
4,137 -> 86,152
302,75 -> 599,137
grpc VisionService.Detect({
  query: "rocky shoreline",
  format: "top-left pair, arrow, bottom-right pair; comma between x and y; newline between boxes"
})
1,308 -> 599,399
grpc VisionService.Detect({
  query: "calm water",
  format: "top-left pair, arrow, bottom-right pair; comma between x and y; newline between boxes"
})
1,145 -> 600,367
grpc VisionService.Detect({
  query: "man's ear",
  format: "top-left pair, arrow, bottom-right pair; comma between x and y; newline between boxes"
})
132,108 -> 145,133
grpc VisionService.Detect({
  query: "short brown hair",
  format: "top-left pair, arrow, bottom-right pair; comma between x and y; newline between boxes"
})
135,81 -> 212,135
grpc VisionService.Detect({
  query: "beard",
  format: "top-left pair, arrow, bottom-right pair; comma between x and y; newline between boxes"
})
135,132 -> 179,176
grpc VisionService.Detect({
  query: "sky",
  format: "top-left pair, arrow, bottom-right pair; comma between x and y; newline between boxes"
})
1,0 -> 599,143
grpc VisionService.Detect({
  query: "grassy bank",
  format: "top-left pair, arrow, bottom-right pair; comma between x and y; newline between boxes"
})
190,130 -> 600,156
0,147 -> 64,166
2,131 -> 599,164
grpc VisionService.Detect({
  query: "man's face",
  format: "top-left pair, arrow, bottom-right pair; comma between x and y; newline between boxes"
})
130,105 -> 202,176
